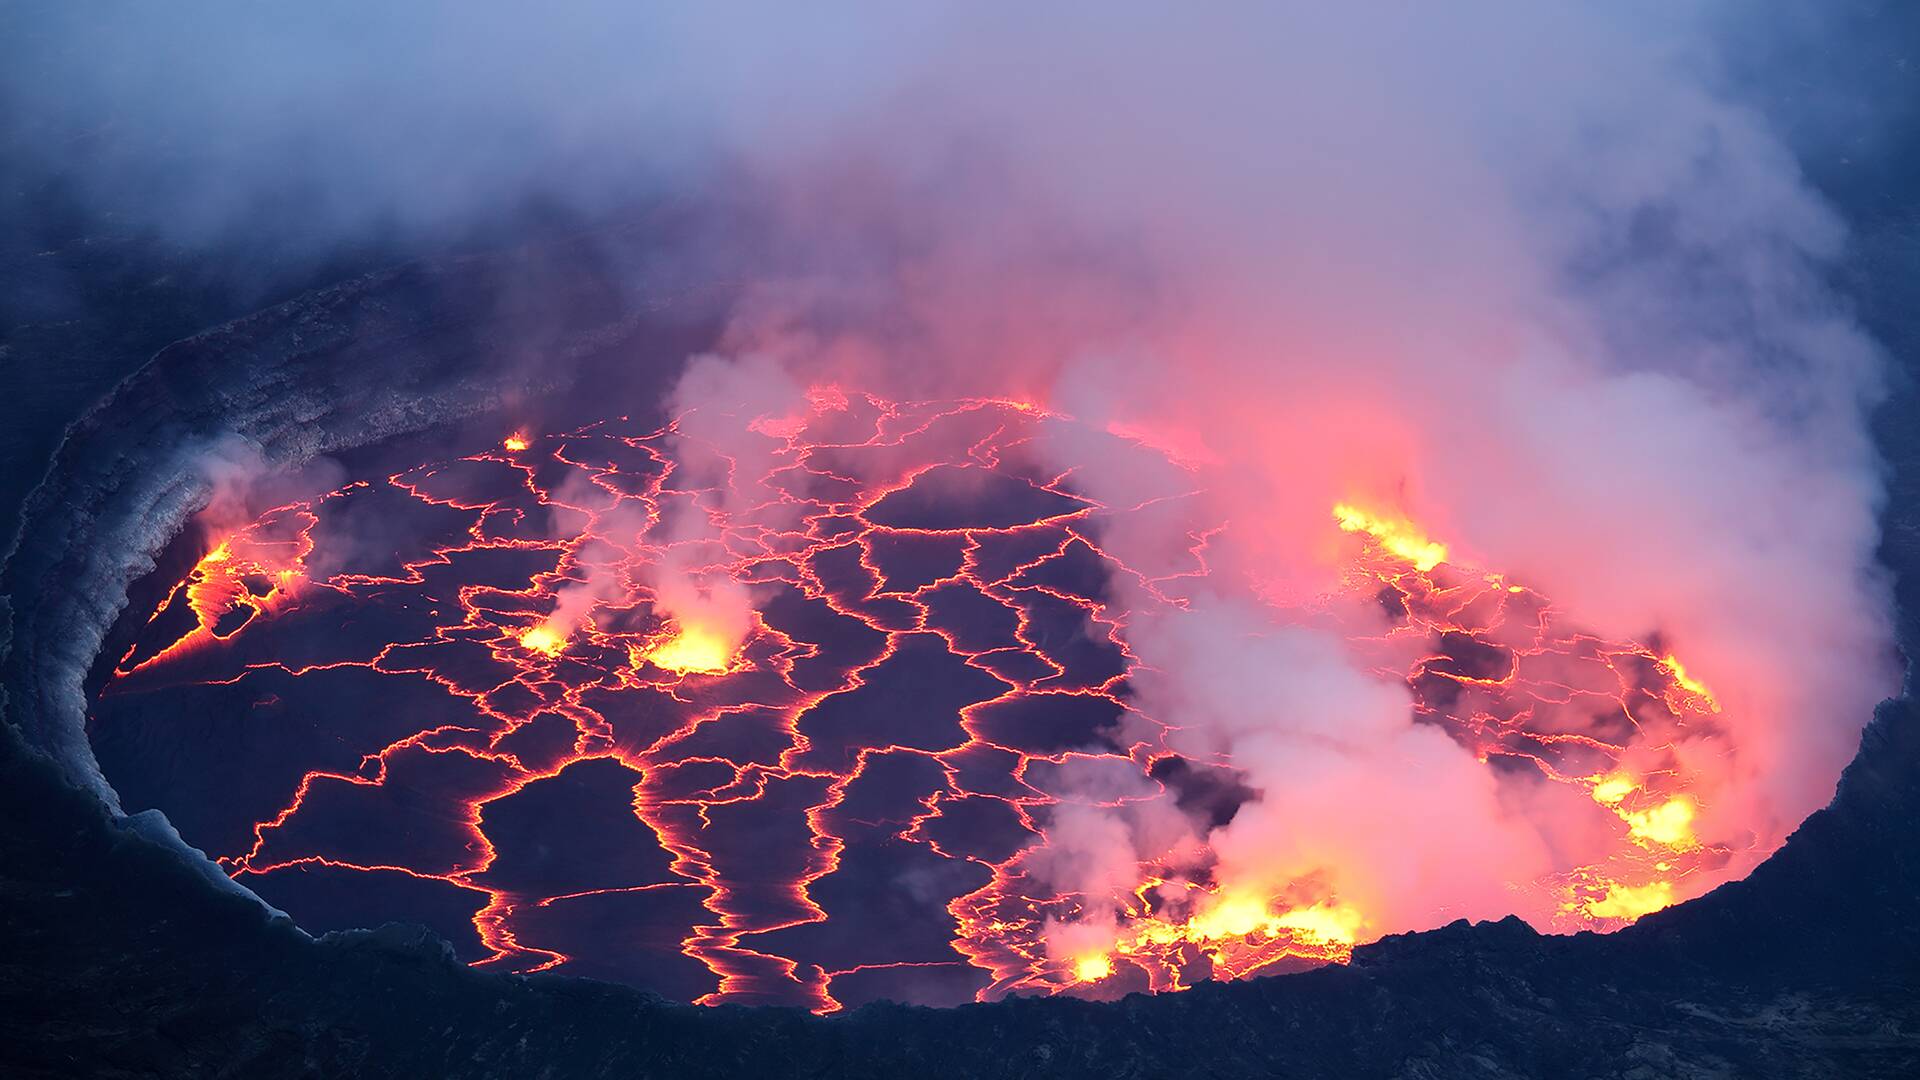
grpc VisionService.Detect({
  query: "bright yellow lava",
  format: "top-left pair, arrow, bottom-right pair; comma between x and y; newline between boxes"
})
1585,880 -> 1674,920
519,625 -> 566,656
1622,797 -> 1697,849
1590,773 -> 1637,806
635,624 -> 736,674
1067,893 -> 1364,986
1199,895 -> 1355,944
503,432 -> 530,452
1124,895 -> 1359,954
1660,654 -> 1720,712
1073,953 -> 1114,982
1332,503 -> 1449,571
1269,902 -> 1366,944
1589,774 -> 1699,851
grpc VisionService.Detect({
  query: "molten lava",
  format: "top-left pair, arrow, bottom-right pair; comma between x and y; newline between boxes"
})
519,625 -> 568,656
1332,502 -> 1448,572
93,389 -> 1750,1012
1069,890 -> 1365,992
634,623 -> 738,675
1659,654 -> 1718,709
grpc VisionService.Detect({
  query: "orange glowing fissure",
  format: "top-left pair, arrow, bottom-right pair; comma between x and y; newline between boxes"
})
99,392 -> 1737,1012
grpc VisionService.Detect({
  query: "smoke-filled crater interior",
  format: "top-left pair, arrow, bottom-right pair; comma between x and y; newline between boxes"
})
90,384 -> 1746,1012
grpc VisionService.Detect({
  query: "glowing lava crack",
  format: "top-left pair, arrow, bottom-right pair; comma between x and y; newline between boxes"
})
91,390 -> 1740,1011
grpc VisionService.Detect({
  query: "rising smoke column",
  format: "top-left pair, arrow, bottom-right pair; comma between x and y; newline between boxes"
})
638,354 -> 808,671
528,354 -> 804,667
680,6 -> 1898,957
